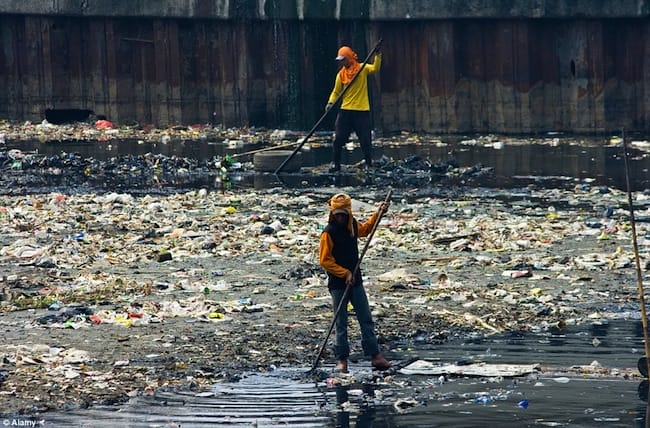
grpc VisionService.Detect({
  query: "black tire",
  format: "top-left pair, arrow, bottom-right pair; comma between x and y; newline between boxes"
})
253,150 -> 302,173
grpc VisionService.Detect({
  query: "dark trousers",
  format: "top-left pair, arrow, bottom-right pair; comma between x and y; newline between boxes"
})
330,284 -> 380,360
333,110 -> 372,166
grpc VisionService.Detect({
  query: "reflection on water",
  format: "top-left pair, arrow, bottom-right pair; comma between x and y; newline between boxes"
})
6,136 -> 650,191
42,320 -> 649,427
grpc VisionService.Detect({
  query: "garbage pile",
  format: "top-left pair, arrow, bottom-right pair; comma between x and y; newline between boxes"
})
1,184 -> 642,335
0,120 -> 500,193
0,119 -> 268,145
369,154 -> 494,187
0,148 -> 247,195
0,120 -> 648,415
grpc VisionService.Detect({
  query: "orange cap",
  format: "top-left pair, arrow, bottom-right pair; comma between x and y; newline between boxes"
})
335,46 -> 357,62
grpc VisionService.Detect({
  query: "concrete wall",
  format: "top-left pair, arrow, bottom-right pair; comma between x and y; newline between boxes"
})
1,0 -> 649,19
1,1 -> 650,133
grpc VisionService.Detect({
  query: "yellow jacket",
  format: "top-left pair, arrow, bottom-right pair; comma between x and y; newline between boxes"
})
327,54 -> 382,111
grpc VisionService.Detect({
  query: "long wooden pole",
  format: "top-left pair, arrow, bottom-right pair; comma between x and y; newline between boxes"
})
622,130 -> 650,379
308,190 -> 393,374
275,38 -> 383,174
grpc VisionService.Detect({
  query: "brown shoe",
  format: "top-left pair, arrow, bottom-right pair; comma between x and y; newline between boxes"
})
337,359 -> 348,373
371,353 -> 392,371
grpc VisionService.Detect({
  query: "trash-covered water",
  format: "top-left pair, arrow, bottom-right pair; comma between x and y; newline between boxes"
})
2,130 -> 650,426
2,133 -> 649,192
41,319 -> 647,427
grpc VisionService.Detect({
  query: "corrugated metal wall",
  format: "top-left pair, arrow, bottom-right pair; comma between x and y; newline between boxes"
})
0,14 -> 648,133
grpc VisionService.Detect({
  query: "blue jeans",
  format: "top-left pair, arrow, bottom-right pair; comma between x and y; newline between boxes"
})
330,284 -> 380,360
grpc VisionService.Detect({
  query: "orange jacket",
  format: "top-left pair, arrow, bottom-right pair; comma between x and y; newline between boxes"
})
319,210 -> 380,280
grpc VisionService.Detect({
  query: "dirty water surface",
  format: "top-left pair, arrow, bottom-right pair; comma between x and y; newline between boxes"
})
40,320 -> 649,428
1,123 -> 650,426
1,126 -> 649,192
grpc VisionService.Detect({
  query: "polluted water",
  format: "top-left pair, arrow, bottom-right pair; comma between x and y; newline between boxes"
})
1,130 -> 649,192
44,319 -> 648,427
1,124 -> 650,427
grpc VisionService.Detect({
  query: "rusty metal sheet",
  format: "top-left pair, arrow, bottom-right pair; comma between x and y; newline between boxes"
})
1,14 -> 650,133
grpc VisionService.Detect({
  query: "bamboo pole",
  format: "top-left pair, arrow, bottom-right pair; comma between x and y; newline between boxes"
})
622,130 -> 650,379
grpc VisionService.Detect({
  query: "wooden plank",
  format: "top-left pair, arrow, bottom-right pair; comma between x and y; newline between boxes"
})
104,20 -> 119,122
152,19 -> 169,126
50,17 -> 72,107
393,23 -> 415,129
539,22 -> 561,130
245,23 -> 271,127
40,16 -> 52,115
414,25 -> 428,129
114,20 -> 136,123
167,20 -> 182,124
206,20 -> 226,126
130,21 -> 147,123
496,21 -> 516,131
210,22 -> 222,121
86,19 -> 108,117
621,21 -> 645,128
587,21 -> 605,129
68,17 -> 85,107
512,21 -> 530,131
220,23 -> 236,127
0,17 -> 8,117
513,21 -> 530,92
193,21 -> 210,125
217,23 -> 241,127
23,16 -> 42,120
0,17 -> 21,118
179,20 -> 199,124
526,21 -> 548,131
644,22 -> 650,130
465,21 -> 488,131
427,21 -> 454,131
142,23 -> 155,125
205,21 -> 219,126
233,24 -> 247,126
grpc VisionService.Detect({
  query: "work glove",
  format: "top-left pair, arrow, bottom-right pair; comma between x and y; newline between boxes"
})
325,103 -> 333,112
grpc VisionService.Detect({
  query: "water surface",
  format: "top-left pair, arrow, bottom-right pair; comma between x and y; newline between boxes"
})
43,319 -> 647,427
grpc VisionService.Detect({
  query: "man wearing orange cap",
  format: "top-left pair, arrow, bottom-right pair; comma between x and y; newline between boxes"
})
325,43 -> 382,172
319,193 -> 392,372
